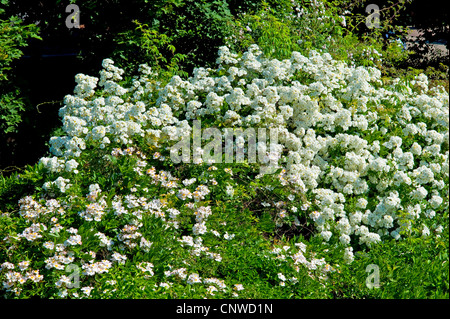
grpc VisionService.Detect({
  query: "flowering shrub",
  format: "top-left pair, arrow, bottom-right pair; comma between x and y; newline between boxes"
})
0,44 -> 448,298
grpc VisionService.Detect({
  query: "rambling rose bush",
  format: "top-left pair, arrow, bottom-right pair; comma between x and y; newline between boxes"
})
0,44 -> 448,298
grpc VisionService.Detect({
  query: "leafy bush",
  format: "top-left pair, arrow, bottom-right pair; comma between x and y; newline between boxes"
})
225,0 -> 411,77
0,5 -> 41,134
113,20 -> 188,79
146,0 -> 235,72
0,42 -> 447,298
327,228 -> 449,298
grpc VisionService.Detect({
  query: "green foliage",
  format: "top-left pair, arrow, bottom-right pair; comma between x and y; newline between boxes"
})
0,89 -> 25,134
0,11 -> 40,81
226,0 -> 412,76
327,224 -> 449,298
226,8 -> 298,60
113,20 -> 188,79
0,164 -> 45,212
0,5 -> 41,134
156,0 -> 234,71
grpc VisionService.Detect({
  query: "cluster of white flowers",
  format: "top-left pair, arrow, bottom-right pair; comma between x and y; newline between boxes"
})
79,202 -> 106,222
225,185 -> 234,197
165,267 -> 188,280
17,196 -> 62,221
18,223 -> 46,242
45,251 -> 75,270
42,176 -> 71,193
111,252 -> 127,265
0,264 -> 44,295
64,234 -> 82,246
82,260 -> 113,276
203,277 -> 227,295
137,262 -> 154,277
116,223 -> 151,250
187,273 -> 202,284
95,232 -> 114,249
